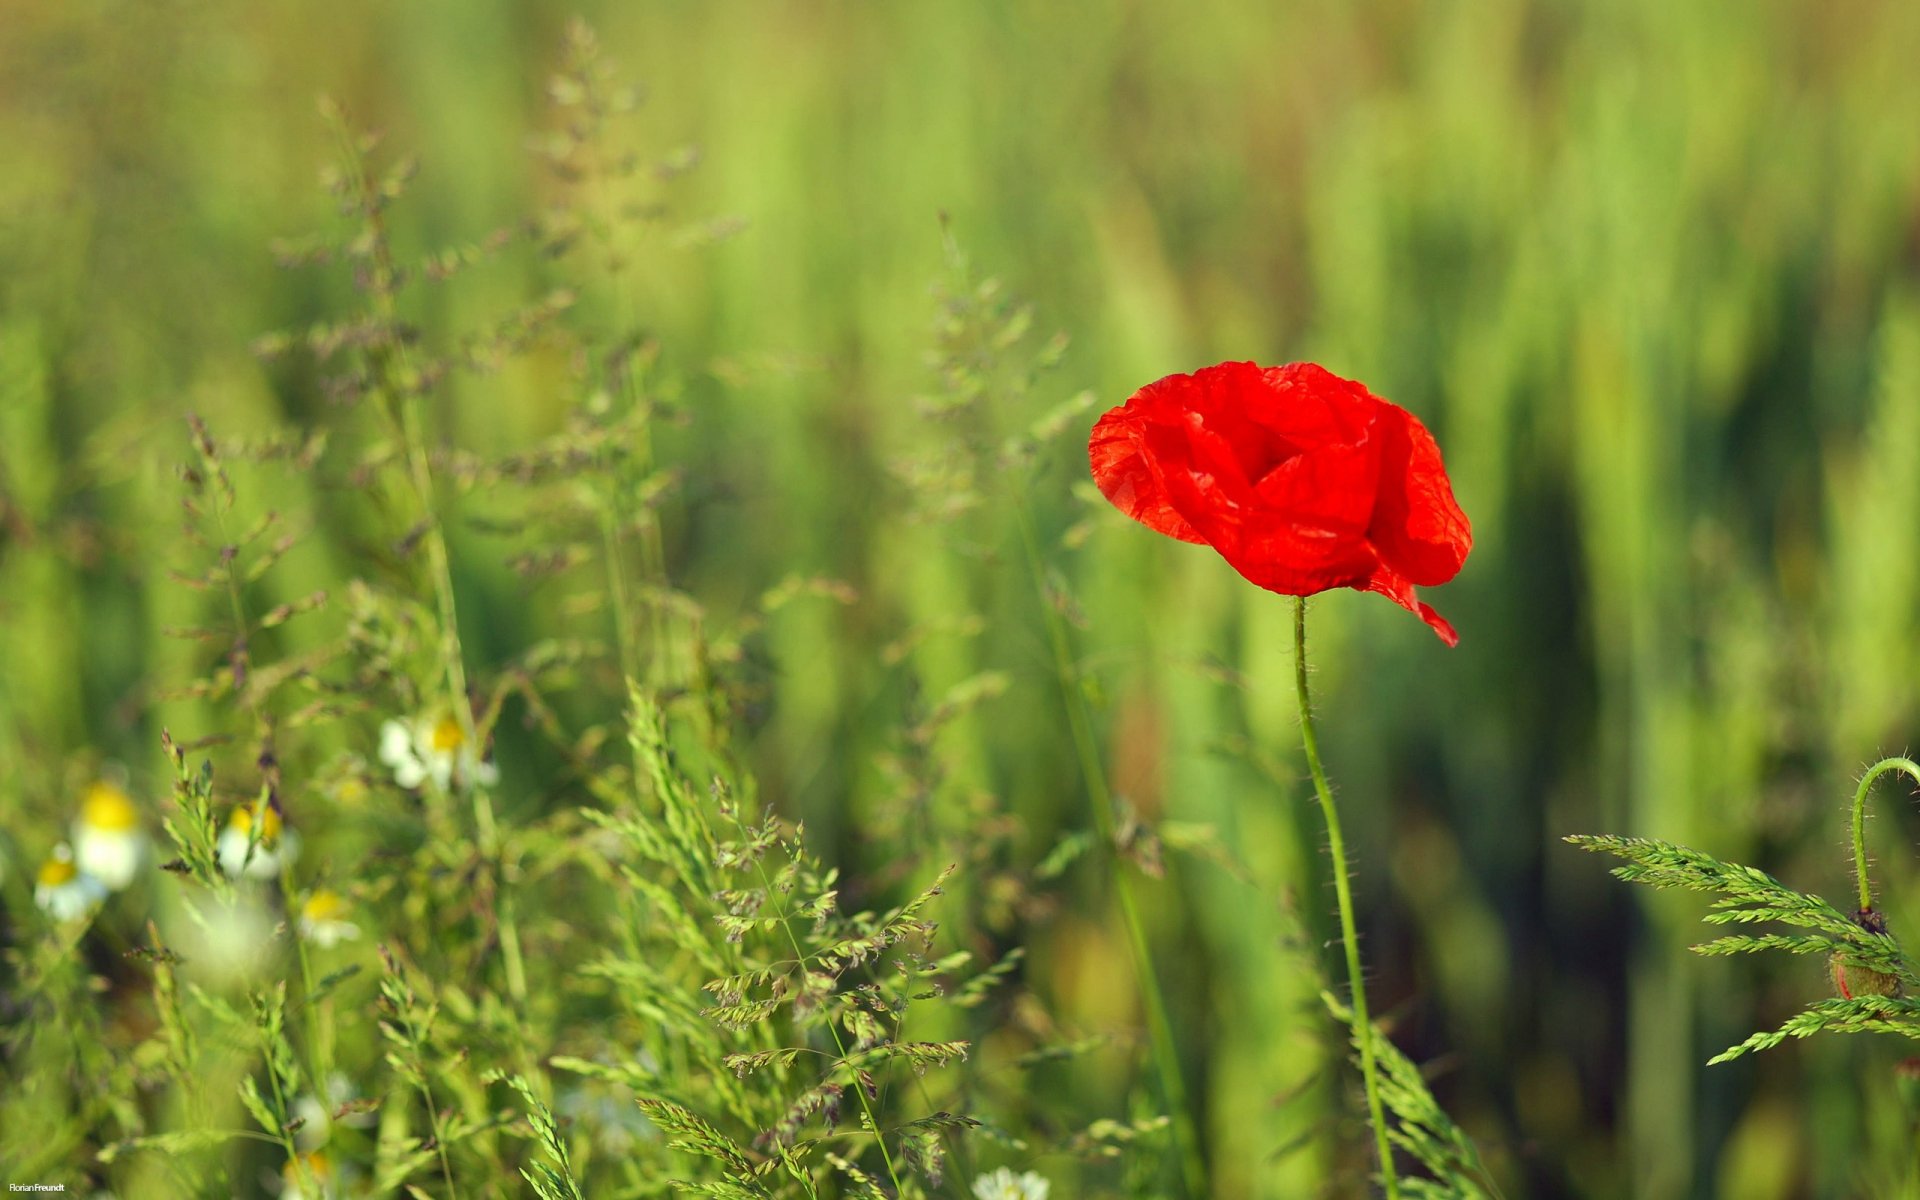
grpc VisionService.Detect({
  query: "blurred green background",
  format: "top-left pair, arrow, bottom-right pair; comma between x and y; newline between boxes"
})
6,0 -> 1920,1196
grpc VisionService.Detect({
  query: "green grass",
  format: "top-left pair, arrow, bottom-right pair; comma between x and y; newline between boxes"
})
5,2 -> 1920,1196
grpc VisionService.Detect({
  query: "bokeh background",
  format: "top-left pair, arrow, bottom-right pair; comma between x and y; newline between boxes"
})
5,1 -> 1920,1196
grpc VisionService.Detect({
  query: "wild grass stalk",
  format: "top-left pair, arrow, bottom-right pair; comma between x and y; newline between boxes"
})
1012,493 -> 1208,1198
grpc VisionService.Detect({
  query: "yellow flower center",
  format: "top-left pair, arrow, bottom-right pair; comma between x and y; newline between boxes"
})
229,803 -> 284,843
80,782 -> 140,832
430,717 -> 465,754
38,855 -> 78,887
302,889 -> 348,923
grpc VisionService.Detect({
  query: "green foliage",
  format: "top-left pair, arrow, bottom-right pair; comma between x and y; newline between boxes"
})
10,2 -> 1920,1196
1569,834 -> 1920,1062
563,691 -> 989,1196
0,25 -> 1224,1196
156,730 -> 231,898
1324,995 -> 1501,1200
488,1070 -> 587,1200
1706,996 -> 1920,1065
0,22 -> 1496,1188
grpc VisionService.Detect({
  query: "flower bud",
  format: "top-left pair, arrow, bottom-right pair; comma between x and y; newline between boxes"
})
1830,908 -> 1903,1000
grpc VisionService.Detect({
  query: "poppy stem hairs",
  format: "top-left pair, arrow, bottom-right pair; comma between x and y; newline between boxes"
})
1849,757 -> 1920,914
1295,598 -> 1401,1198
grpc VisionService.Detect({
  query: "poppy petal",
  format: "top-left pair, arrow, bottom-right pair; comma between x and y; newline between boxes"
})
1368,406 -> 1472,587
1363,562 -> 1461,647
1089,404 -> 1206,543
1250,362 -> 1377,450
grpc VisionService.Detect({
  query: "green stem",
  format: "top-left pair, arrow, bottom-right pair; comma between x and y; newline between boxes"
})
324,110 -> 530,1008
754,857 -> 906,1196
417,1064 -> 459,1197
259,1012 -> 318,1196
1293,599 -> 1398,1199
290,884 -> 337,1144
394,340 -> 529,1010
1012,502 -> 1207,1199
580,89 -> 672,693
1850,756 -> 1920,912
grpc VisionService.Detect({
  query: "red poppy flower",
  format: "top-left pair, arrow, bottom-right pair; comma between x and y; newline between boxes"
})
1089,361 -> 1472,644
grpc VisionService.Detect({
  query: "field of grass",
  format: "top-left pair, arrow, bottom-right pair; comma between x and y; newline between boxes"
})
5,2 -> 1920,1197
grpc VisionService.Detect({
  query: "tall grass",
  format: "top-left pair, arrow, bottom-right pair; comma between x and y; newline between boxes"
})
4,1 -> 1920,1196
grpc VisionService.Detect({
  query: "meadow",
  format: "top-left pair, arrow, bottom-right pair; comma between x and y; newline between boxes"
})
4,2 -> 1920,1197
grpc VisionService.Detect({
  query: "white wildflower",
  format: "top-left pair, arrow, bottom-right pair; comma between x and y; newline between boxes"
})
216,799 -> 300,880
972,1167 -> 1051,1200
297,888 -> 361,948
379,712 -> 498,792
34,843 -> 107,922
73,780 -> 147,891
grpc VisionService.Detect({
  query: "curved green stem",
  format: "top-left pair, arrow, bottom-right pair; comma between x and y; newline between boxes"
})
1294,599 -> 1398,1199
1850,756 -> 1920,912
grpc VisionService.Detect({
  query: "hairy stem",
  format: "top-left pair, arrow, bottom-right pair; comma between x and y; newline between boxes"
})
1294,598 -> 1398,1198
1851,756 -> 1920,912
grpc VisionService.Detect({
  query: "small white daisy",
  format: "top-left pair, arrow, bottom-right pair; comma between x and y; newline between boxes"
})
972,1167 -> 1051,1200
73,780 -> 147,891
216,799 -> 300,880
34,844 -> 108,922
379,712 -> 499,792
297,888 -> 361,948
